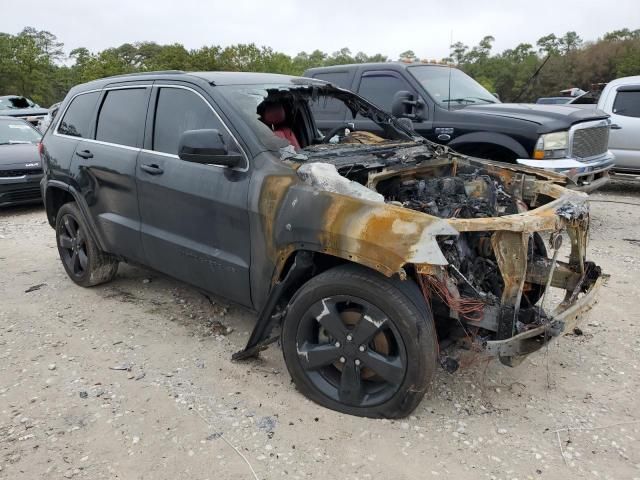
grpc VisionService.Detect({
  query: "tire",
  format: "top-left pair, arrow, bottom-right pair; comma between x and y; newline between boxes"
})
55,202 -> 119,287
281,264 -> 437,418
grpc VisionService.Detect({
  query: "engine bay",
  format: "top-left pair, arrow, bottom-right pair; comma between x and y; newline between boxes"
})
375,171 -> 519,219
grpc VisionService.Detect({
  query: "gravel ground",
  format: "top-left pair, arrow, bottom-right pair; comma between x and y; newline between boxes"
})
1,182 -> 639,480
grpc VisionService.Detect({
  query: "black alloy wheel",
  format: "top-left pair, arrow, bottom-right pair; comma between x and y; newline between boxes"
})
294,295 -> 407,407
282,264 -> 437,418
58,213 -> 88,277
55,202 -> 119,287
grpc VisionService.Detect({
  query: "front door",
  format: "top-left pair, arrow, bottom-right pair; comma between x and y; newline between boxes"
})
353,70 -> 431,136
136,84 -> 252,307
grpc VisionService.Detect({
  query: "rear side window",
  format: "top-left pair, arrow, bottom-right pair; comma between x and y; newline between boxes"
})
57,92 -> 100,138
95,88 -> 148,147
152,87 -> 229,156
613,90 -> 640,118
357,74 -> 413,112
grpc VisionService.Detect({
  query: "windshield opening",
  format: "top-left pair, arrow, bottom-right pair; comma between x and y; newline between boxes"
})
407,65 -> 498,107
217,84 -> 415,155
0,120 -> 42,145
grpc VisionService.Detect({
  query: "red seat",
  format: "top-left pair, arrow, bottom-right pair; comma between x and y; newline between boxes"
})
262,104 -> 301,149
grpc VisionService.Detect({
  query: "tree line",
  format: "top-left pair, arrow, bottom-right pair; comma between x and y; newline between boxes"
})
1,26 -> 638,107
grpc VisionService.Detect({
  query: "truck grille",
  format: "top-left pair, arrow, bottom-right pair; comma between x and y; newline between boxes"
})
0,168 -> 43,178
571,125 -> 609,160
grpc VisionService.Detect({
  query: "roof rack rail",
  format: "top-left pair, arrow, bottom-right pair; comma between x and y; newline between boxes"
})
103,70 -> 186,79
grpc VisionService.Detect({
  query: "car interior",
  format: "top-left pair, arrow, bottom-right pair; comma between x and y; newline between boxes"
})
256,92 -> 391,151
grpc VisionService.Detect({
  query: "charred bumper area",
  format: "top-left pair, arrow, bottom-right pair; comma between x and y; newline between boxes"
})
416,233 -> 602,366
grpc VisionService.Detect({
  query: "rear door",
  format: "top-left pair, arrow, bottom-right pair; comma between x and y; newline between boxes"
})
136,83 -> 252,307
605,85 -> 640,171
70,85 -> 150,262
49,90 -> 100,179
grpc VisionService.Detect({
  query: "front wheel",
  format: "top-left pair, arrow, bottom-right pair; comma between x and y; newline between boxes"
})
281,264 -> 437,418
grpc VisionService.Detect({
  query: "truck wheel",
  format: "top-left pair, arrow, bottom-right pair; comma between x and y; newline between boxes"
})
55,202 -> 118,287
281,264 -> 437,418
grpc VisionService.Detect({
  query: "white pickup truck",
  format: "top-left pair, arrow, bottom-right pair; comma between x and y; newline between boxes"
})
571,76 -> 640,173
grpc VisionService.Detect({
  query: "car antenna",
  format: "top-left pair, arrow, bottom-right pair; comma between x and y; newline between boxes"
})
513,53 -> 552,102
448,30 -> 453,112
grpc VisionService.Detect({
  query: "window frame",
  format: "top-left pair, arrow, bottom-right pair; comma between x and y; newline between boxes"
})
55,83 -> 249,172
612,88 -> 640,119
55,90 -> 102,139
93,87 -> 150,149
355,70 -> 417,114
143,84 -> 249,172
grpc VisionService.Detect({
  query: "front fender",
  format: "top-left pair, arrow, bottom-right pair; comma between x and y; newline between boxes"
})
268,182 -> 458,278
448,131 -> 530,159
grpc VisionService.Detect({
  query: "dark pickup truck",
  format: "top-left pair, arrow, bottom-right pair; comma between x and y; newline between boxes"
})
304,63 -> 614,191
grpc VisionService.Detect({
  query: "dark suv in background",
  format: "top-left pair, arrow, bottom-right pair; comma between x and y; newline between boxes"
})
304,62 -> 614,191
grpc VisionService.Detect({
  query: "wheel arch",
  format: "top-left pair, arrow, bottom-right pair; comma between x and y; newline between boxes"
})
272,248 -> 423,314
44,180 -> 107,252
448,132 -> 529,161
235,248 -> 431,361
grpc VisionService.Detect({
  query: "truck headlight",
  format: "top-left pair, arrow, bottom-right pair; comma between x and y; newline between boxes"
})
533,131 -> 568,159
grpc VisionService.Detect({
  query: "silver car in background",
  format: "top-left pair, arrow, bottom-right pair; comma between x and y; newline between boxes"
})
569,76 -> 640,173
596,76 -> 640,173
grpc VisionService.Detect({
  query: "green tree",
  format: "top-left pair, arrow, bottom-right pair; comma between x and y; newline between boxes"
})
398,50 -> 417,62
1,25 -> 639,107
450,41 -> 469,64
536,33 -> 561,55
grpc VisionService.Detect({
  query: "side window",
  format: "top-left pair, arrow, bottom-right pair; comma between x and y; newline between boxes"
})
152,87 -> 230,156
312,71 -> 352,89
95,88 -> 148,147
57,92 -> 100,138
357,74 -> 413,112
613,90 -> 640,118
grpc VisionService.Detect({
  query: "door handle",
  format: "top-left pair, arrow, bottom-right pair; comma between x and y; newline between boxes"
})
75,150 -> 93,159
610,124 -> 622,130
140,163 -> 164,175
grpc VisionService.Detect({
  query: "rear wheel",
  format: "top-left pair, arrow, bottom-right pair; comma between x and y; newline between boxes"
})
55,202 -> 118,287
281,264 -> 437,418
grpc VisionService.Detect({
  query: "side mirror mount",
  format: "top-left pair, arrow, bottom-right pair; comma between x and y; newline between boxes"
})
178,129 -> 244,168
391,90 -> 423,121
492,92 -> 500,101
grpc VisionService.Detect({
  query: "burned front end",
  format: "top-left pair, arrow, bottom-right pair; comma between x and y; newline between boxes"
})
372,155 -> 603,365
295,145 -> 604,366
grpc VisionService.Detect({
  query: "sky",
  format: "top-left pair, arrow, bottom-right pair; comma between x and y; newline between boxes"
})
1,0 -> 639,60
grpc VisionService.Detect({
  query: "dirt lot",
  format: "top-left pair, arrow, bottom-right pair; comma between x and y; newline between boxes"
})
1,183 -> 639,480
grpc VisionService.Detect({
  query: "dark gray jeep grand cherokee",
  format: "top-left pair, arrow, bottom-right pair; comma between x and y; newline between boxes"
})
40,71 -> 603,418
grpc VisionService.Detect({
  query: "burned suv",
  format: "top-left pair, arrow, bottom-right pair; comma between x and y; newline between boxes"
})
40,71 -> 603,418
